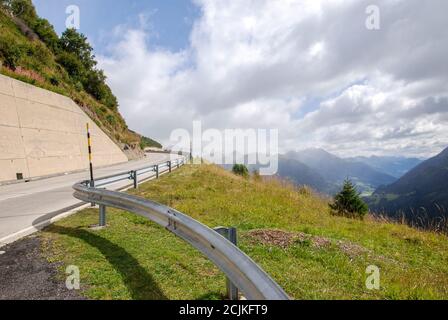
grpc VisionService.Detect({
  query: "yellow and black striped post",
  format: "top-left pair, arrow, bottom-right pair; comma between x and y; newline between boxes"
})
86,123 -> 94,188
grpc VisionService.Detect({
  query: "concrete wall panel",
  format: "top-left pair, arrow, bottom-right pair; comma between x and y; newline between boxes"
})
0,126 -> 26,160
16,99 -> 79,134
0,93 -> 19,127
0,75 -> 13,96
0,159 -> 29,181
0,74 -> 128,183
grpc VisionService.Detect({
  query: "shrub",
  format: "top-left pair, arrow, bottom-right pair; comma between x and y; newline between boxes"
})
330,179 -> 369,219
56,51 -> 85,81
106,114 -> 116,126
232,164 -> 249,178
0,36 -> 23,69
32,18 -> 59,53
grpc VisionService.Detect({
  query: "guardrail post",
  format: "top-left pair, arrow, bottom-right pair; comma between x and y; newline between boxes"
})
99,204 -> 106,227
168,161 -> 172,173
132,170 -> 138,189
214,227 -> 239,300
155,165 -> 159,179
88,180 -> 96,207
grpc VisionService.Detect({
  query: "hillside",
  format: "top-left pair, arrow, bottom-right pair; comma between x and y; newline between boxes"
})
285,149 -> 396,195
40,164 -> 448,300
368,147 -> 448,225
0,1 -> 160,158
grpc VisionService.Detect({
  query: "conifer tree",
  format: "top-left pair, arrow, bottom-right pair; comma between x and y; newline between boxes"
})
330,179 -> 369,219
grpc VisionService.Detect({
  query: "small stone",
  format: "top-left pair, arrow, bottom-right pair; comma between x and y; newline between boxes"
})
0,251 -> 5,255
89,225 -> 106,231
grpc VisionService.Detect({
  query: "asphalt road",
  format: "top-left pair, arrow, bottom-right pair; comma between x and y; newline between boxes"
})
0,153 -> 178,247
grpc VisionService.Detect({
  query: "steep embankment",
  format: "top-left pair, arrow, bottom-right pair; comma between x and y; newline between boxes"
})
0,1 -> 161,158
41,164 -> 448,300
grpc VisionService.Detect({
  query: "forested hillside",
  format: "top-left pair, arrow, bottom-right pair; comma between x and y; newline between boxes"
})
0,0 -> 161,158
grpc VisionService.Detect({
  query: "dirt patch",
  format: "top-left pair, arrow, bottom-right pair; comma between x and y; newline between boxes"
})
245,229 -> 373,259
244,229 -> 332,250
336,241 -> 370,259
0,236 -> 84,300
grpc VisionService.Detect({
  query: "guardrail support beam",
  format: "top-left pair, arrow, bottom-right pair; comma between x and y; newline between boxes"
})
214,227 -> 239,300
99,204 -> 107,227
132,170 -> 138,189
88,180 -> 96,207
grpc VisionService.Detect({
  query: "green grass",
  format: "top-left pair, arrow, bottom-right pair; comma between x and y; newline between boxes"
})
40,164 -> 448,300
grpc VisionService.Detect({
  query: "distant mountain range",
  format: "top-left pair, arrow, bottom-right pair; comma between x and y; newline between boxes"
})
284,149 -> 397,195
223,147 -> 445,224
346,156 -> 422,178
223,149 -> 422,196
367,147 -> 448,220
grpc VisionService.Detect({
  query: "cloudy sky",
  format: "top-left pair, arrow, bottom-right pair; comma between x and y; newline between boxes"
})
34,0 -> 448,158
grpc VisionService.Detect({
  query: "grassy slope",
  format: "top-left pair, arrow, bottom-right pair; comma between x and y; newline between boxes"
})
41,165 -> 448,300
0,8 -> 160,150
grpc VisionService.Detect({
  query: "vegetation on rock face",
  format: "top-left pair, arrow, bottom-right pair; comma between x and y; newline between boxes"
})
41,164 -> 448,299
139,134 -> 163,150
330,179 -> 369,219
0,0 -> 160,153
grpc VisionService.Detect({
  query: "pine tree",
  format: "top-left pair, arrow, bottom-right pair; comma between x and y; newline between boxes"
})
330,179 -> 369,219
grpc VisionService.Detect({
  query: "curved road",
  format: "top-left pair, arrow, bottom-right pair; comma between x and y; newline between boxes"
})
0,153 -> 178,247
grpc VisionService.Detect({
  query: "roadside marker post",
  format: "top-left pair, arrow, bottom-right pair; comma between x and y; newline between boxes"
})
86,123 -> 94,187
86,123 -> 95,207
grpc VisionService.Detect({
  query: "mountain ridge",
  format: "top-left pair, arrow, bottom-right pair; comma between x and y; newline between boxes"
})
284,148 -> 397,195
367,146 -> 448,222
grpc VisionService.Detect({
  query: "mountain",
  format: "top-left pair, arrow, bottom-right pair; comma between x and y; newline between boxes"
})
276,156 -> 334,194
284,149 -> 397,195
0,1 -> 160,158
367,147 -> 448,221
346,156 -> 423,178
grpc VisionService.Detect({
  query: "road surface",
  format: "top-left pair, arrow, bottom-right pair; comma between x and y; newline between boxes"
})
0,153 -> 179,247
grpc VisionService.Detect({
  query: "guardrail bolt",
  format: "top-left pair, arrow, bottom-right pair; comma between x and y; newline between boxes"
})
214,227 -> 239,300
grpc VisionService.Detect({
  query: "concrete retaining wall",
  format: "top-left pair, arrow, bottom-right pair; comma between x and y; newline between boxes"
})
0,74 -> 128,183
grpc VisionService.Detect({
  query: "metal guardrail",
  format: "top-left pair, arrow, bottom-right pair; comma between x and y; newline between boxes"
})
93,158 -> 182,188
72,156 -> 290,300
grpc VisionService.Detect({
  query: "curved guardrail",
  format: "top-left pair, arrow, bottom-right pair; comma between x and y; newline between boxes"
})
72,159 -> 290,300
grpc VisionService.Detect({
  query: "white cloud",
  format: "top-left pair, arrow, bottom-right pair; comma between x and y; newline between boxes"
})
98,0 -> 448,158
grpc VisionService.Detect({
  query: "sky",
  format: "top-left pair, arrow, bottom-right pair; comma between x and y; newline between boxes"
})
33,0 -> 448,158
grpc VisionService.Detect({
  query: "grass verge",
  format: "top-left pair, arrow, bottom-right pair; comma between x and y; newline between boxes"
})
40,164 -> 448,300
